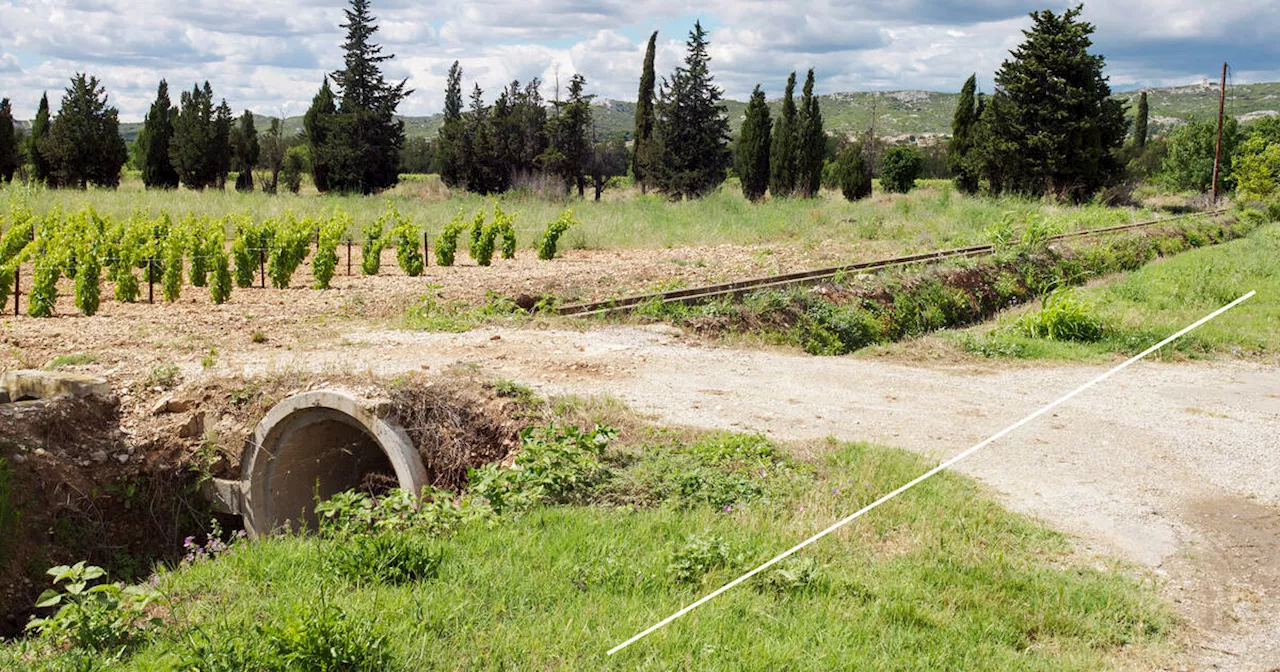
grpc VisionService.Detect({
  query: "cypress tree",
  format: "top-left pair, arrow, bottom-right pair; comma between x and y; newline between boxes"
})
0,99 -> 18,183
324,0 -> 410,194
233,110 -> 259,192
1134,91 -> 1149,148
987,6 -> 1128,200
633,31 -> 658,194
170,82 -> 216,189
769,72 -> 798,197
137,80 -> 180,189
44,73 -> 129,189
304,78 -> 337,192
652,21 -> 731,199
737,85 -> 771,202
797,68 -> 825,197
437,61 -> 467,188
213,98 -> 233,189
949,74 -> 978,194
30,93 -> 53,184
259,118 -> 286,193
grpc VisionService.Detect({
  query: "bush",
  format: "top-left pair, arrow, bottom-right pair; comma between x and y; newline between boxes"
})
26,562 -> 162,656
210,245 -> 232,304
187,220 -> 211,288
834,144 -> 872,201
880,145 -> 923,193
1014,287 -> 1105,342
324,532 -> 444,585
468,424 -> 616,514
390,210 -> 424,277
161,230 -> 184,301
467,209 -> 486,261
267,215 -> 311,289
27,246 -> 58,317
232,217 -> 270,289
538,208 -> 579,261
361,219 -> 384,276
491,203 -> 518,259
434,211 -> 467,267
313,211 -> 348,289
73,244 -> 101,316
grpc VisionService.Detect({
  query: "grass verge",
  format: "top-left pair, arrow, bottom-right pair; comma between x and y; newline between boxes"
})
2,422 -> 1175,670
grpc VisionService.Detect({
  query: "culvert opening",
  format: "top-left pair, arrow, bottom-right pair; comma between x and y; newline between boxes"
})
257,409 -> 398,533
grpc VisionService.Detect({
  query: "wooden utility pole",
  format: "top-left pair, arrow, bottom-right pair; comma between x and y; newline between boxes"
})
1212,62 -> 1227,203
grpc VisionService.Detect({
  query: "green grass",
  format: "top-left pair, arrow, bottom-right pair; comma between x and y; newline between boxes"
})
44,353 -> 97,369
2,432 -> 1174,671
956,222 -> 1280,361
2,178 -> 1162,253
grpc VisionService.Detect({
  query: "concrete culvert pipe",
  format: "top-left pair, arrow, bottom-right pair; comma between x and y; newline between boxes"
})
210,390 -> 428,538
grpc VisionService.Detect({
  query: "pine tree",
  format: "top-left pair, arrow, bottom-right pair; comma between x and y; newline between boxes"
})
323,0 -> 410,194
652,21 -> 731,199
542,74 -> 593,196
233,110 -> 259,192
1134,91 -> 1149,149
170,82 -> 216,189
213,99 -> 233,189
633,31 -> 658,194
304,78 -> 337,192
137,80 -> 179,189
796,69 -> 825,197
44,73 -> 129,188
985,5 -> 1128,200
0,99 -> 18,183
437,61 -> 467,188
948,74 -> 978,193
30,93 -> 53,184
769,72 -> 798,197
737,85 -> 771,202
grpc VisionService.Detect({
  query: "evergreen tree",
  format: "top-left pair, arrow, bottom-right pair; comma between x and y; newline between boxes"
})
213,99 -> 233,189
437,61 -> 467,188
769,72 -> 798,197
30,93 -> 53,184
588,137 -> 629,201
542,74 -> 593,196
44,73 -> 129,188
232,110 -> 259,192
633,31 -> 658,194
982,5 -> 1127,200
303,78 -> 337,192
736,85 -> 771,202
796,69 -> 825,197
259,118 -> 286,193
170,82 -> 217,189
1134,91 -> 1149,149
323,0 -> 410,194
0,99 -> 18,183
137,80 -> 179,189
834,142 -> 872,201
652,21 -> 731,199
948,74 -> 978,193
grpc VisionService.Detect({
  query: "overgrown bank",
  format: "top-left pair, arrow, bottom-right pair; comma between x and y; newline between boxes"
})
623,208 -> 1271,355
1,384 -> 1176,670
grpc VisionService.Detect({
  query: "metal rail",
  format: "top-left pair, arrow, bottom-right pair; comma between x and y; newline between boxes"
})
555,208 -> 1230,318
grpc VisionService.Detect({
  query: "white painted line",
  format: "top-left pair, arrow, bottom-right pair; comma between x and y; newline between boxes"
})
607,290 -> 1256,656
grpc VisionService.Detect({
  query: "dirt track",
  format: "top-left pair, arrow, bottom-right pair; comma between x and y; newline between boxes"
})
219,325 -> 1280,671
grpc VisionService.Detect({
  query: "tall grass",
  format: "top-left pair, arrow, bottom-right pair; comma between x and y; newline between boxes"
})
1,177 -> 1159,252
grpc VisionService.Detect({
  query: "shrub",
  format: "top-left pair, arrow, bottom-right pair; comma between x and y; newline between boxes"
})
1014,287 -> 1105,342
27,245 -> 58,317
538,208 -> 579,260
325,532 -> 444,585
360,219 -> 384,276
491,203 -> 518,259
162,229 -> 184,301
880,145 -> 923,193
313,211 -> 347,289
232,216 -> 269,289
434,211 -> 467,267
187,218 -> 211,288
834,144 -> 872,201
390,216 -> 424,277
210,244 -> 232,304
73,243 -> 101,316
468,424 -> 616,514
267,215 -> 311,289
467,209 -> 486,261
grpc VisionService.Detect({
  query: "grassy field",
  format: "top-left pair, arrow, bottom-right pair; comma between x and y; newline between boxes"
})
0,413 -> 1174,671
1,177 -> 1166,253
918,222 -> 1280,362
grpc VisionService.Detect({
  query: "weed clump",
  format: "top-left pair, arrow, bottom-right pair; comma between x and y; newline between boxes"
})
324,532 -> 444,585
1014,288 -> 1105,342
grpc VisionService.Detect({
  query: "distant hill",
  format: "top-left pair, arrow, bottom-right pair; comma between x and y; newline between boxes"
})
18,82 -> 1280,145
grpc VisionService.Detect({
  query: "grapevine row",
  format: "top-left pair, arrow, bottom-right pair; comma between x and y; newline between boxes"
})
0,203 -> 582,318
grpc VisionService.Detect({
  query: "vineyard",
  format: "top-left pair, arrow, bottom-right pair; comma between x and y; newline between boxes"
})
0,203 -> 581,318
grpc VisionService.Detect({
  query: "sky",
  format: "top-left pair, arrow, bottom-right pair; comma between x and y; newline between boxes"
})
1,0 -> 1278,122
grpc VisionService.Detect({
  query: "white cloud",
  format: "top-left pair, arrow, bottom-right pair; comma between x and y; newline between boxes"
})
0,0 -> 1275,121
